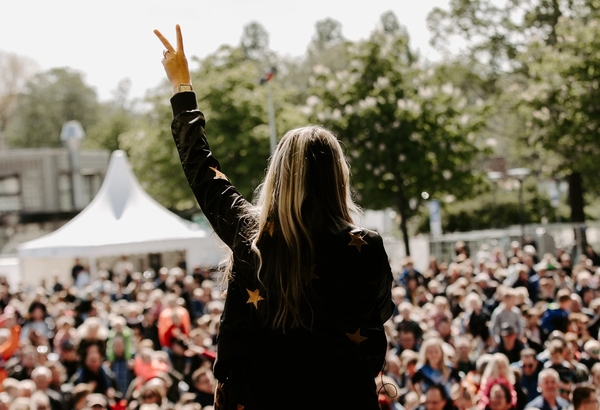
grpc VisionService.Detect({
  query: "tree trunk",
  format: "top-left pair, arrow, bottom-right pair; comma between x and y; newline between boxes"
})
396,186 -> 411,256
568,172 -> 585,223
568,171 -> 588,250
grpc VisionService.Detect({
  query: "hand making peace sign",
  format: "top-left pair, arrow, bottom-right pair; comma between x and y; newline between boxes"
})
153,25 -> 191,92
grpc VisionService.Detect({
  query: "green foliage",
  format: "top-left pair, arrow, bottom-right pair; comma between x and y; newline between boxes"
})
7,67 -> 99,148
119,89 -> 194,210
190,45 -> 307,199
417,182 -> 562,233
428,0 -> 600,224
519,17 -> 600,177
303,13 -> 491,252
310,18 -> 344,52
241,21 -> 271,61
84,79 -> 137,153
125,45 -> 308,210
306,18 -> 490,219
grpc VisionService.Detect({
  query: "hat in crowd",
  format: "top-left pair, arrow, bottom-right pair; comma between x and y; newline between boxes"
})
499,323 -> 516,336
86,394 -> 108,408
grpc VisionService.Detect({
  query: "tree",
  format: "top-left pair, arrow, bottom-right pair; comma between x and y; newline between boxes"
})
517,15 -> 600,224
428,0 -> 600,226
426,0 -> 572,79
85,79 -> 137,153
0,51 -> 38,149
307,13 -> 489,255
7,67 -> 99,148
276,18 -> 350,103
240,21 -> 271,61
310,18 -> 344,52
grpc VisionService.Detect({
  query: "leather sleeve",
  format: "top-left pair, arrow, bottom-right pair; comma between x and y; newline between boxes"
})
170,92 -> 251,250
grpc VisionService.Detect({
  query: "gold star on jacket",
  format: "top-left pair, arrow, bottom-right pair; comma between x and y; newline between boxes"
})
346,328 -> 368,345
245,288 -> 265,309
209,166 -> 229,181
348,231 -> 368,252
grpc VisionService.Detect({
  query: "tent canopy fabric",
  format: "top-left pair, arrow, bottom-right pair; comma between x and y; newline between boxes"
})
18,150 -> 225,265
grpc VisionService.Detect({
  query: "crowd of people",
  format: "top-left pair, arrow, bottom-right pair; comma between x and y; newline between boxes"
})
0,240 -> 599,410
380,240 -> 600,410
0,262 -> 220,410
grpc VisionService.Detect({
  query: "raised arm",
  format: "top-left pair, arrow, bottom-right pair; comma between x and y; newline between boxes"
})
153,25 -> 251,250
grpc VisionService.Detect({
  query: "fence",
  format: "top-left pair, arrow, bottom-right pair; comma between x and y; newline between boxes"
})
428,222 -> 599,265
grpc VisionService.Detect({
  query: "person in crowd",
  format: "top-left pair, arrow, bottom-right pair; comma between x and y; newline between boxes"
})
454,337 -> 476,376
524,369 -> 570,410
451,383 -> 476,410
52,316 -> 77,356
541,290 -> 573,337
0,308 -> 20,387
30,366 -> 64,410
516,348 -> 542,404
76,317 -> 109,359
71,344 -> 117,396
19,301 -> 53,346
399,257 -> 426,289
417,383 -> 457,410
154,24 -> 394,409
157,295 -> 190,350
493,323 -> 527,364
461,292 -> 491,346
377,374 -> 404,410
477,353 -> 517,410
190,367 -> 215,408
106,316 -> 134,364
523,307 -> 543,353
397,350 -> 419,402
108,334 -> 133,397
10,345 -> 37,381
489,289 -> 524,345
580,339 -> 600,371
383,353 -> 403,393
395,302 -> 424,346
572,385 -> 598,410
487,384 -> 515,410
412,337 -> 461,398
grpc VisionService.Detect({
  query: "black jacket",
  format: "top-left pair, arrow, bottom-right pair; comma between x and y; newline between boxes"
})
170,92 -> 394,410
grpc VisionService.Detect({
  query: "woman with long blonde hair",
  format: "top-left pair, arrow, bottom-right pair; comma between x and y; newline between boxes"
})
154,26 -> 394,410
411,337 -> 461,398
477,353 -> 517,410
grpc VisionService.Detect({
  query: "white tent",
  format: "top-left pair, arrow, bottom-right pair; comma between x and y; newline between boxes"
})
18,150 -> 226,285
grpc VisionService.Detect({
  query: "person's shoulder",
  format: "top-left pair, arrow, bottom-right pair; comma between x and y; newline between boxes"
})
327,225 -> 385,247
525,395 -> 543,408
351,225 -> 383,241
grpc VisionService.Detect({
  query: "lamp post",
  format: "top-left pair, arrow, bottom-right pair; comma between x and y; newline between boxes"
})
60,120 -> 86,211
507,167 -> 531,244
260,67 -> 278,155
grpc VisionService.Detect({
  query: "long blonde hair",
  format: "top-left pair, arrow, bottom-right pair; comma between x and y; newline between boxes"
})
481,353 -> 514,384
248,125 -> 360,330
418,337 -> 449,374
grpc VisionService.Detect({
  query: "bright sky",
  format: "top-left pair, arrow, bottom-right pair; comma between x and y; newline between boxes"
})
1,0 -> 450,102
